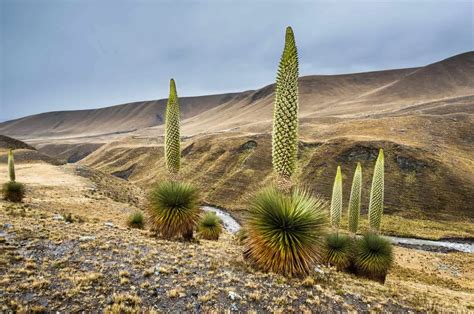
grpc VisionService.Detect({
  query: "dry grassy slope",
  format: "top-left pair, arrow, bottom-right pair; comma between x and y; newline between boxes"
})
0,136 -> 64,166
0,92 -> 243,139
36,143 -> 104,163
2,52 -> 473,141
80,113 -> 474,228
1,163 -> 472,312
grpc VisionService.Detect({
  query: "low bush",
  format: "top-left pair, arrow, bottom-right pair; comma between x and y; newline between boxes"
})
147,181 -> 200,240
244,186 -> 328,277
197,211 -> 222,240
127,211 -> 144,229
2,181 -> 25,202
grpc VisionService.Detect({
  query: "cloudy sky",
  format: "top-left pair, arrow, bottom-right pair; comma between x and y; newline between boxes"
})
1,0 -> 473,121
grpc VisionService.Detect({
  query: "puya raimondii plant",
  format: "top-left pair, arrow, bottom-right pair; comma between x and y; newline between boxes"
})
8,148 -> 15,182
272,26 -> 299,191
3,149 -> 25,202
147,79 -> 201,240
244,27 -> 329,277
330,166 -> 342,231
165,78 -> 181,176
368,149 -> 384,233
347,162 -> 362,236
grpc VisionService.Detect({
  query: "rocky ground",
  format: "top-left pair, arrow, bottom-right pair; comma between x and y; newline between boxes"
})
0,163 -> 473,312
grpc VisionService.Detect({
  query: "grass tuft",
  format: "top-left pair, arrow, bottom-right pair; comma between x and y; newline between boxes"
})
127,211 -> 144,229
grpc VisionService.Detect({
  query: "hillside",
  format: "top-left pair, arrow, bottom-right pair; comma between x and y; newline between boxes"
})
1,162 -> 472,312
1,52 -> 473,141
1,52 -> 473,236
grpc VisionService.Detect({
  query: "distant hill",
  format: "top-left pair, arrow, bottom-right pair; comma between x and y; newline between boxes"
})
0,135 -> 36,150
1,52 -> 472,140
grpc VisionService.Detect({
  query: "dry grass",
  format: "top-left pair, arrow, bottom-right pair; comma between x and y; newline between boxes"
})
0,162 -> 472,311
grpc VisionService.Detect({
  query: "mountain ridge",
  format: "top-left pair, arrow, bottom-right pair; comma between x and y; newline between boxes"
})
0,51 -> 472,140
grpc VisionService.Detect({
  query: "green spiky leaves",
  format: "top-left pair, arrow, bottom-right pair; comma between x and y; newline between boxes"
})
165,79 -> 181,174
244,186 -> 328,277
348,163 -> 362,235
325,233 -> 352,271
368,149 -> 385,233
198,211 -> 223,241
147,181 -> 201,239
8,149 -> 15,182
354,233 -> 393,283
272,26 -> 299,181
330,166 -> 342,230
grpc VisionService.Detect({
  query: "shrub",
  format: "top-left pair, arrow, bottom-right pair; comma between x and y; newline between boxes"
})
348,163 -> 362,236
324,233 -> 352,271
127,211 -> 144,229
272,26 -> 299,185
354,233 -> 393,283
368,149 -> 385,233
197,211 -> 223,240
147,181 -> 200,240
2,181 -> 25,202
244,186 -> 328,277
330,166 -> 342,230
165,79 -> 181,175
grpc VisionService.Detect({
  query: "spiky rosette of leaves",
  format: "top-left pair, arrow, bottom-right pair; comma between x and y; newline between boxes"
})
330,166 -> 342,230
368,149 -> 385,233
324,233 -> 352,271
272,26 -> 299,182
2,181 -> 25,202
147,181 -> 200,240
354,233 -> 393,283
127,211 -> 144,229
244,186 -> 328,277
197,211 -> 223,241
348,163 -> 362,236
165,79 -> 181,175
8,149 -> 15,182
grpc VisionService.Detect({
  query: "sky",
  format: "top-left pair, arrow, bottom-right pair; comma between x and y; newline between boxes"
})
1,0 -> 473,121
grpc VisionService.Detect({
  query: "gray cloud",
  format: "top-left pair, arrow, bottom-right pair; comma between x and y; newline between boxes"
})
1,0 -> 472,120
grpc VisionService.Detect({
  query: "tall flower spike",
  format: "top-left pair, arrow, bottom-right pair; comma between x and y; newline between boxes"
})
272,26 -> 299,186
330,166 -> 343,230
164,79 -> 181,175
368,149 -> 385,233
348,163 -> 362,236
8,149 -> 15,182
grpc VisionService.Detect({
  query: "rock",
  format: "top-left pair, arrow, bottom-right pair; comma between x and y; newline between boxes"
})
104,222 -> 116,228
79,236 -> 96,242
52,214 -> 64,221
228,291 -> 241,301
314,266 -> 325,275
396,155 -> 428,172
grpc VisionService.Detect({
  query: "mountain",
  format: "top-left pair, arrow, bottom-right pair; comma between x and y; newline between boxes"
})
1,52 -> 473,140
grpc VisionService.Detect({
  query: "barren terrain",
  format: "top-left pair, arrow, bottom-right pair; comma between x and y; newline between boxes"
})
1,162 -> 473,312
